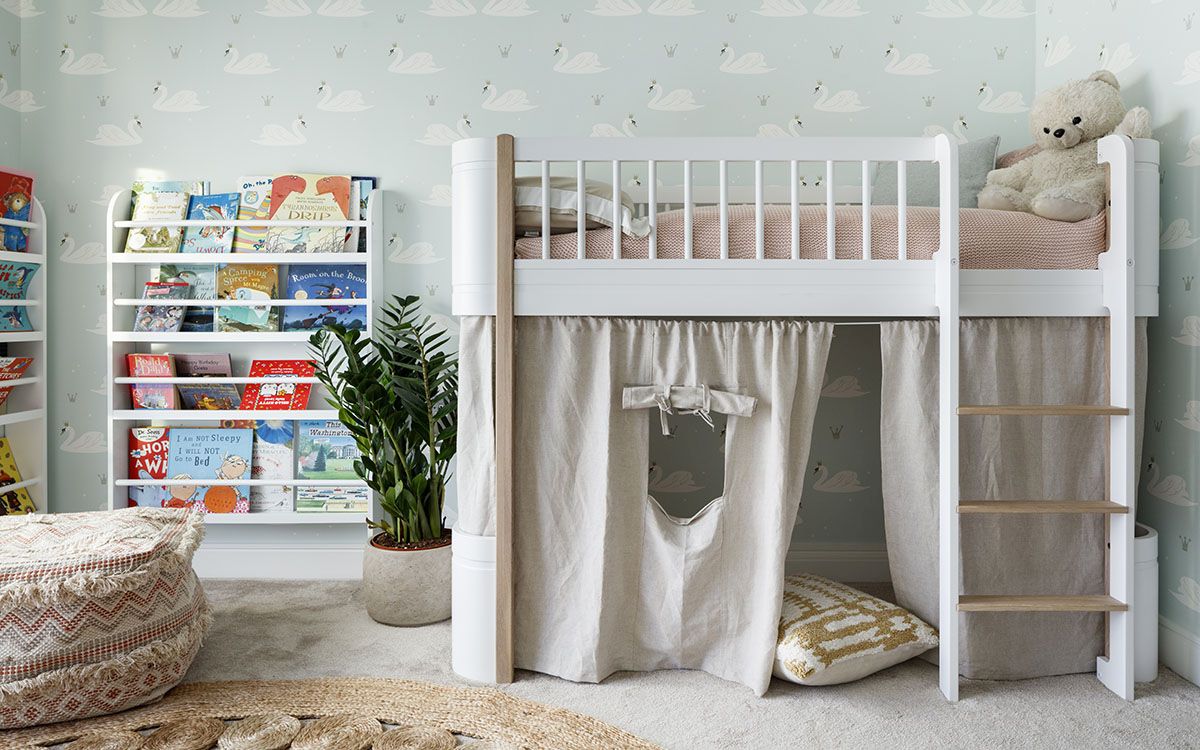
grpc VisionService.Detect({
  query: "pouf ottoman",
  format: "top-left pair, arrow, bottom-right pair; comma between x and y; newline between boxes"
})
0,507 -> 211,729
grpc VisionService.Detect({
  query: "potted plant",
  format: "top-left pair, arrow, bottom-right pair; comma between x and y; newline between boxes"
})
310,295 -> 457,626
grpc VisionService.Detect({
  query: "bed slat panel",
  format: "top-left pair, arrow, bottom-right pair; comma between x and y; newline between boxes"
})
576,160 -> 586,260
861,160 -> 871,261
898,160 -> 908,261
755,160 -> 765,260
789,160 -> 800,260
541,161 -> 551,260
612,160 -> 621,259
825,160 -> 835,260
684,160 -> 694,260
647,160 -> 658,260
719,160 -> 729,261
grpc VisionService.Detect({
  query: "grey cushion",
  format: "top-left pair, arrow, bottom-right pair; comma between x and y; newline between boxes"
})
873,135 -> 1000,208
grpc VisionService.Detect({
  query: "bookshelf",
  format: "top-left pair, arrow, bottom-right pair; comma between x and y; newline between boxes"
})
104,188 -> 383,554
0,196 -> 48,515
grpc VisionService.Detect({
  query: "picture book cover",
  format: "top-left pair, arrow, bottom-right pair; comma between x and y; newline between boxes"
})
241,359 -> 315,410
0,356 -> 33,409
281,264 -> 366,332
297,420 -> 360,480
173,352 -> 232,377
157,263 -> 215,332
0,261 -> 37,332
264,173 -> 351,254
124,190 -> 189,253
0,436 -> 35,515
178,382 -> 241,410
250,420 -> 293,512
296,484 -> 369,513
348,176 -> 376,253
182,193 -> 239,254
133,281 -> 189,333
216,263 -> 278,332
233,176 -> 272,252
165,427 -> 253,513
127,353 -> 177,409
0,169 -> 35,253
128,426 -> 170,508
130,179 -> 207,204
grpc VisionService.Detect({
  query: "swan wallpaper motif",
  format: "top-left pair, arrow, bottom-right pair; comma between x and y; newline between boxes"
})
0,0 -> 1196,653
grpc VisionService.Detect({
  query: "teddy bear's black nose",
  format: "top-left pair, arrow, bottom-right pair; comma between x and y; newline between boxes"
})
1053,128 -> 1065,138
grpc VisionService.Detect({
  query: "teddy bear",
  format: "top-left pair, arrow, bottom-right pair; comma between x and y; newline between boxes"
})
977,70 -> 1151,222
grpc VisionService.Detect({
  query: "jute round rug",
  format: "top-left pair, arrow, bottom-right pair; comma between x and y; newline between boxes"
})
3,678 -> 660,750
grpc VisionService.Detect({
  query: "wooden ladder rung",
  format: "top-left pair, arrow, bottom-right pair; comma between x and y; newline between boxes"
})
958,500 -> 1128,514
958,595 -> 1127,613
957,404 -> 1130,417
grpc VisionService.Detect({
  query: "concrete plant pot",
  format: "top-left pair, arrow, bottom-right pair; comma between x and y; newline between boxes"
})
363,532 -> 452,626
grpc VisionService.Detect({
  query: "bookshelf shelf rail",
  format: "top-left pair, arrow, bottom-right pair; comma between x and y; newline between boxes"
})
114,376 -> 321,385
112,253 -> 368,265
116,478 -> 367,487
114,299 -> 369,307
0,476 -> 42,494
112,409 -> 339,420
113,219 -> 369,228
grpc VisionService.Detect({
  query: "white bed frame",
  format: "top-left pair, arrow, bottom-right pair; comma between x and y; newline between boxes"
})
449,134 -> 1161,702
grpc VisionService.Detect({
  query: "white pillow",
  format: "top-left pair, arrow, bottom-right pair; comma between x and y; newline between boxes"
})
775,574 -> 938,686
513,176 -> 650,238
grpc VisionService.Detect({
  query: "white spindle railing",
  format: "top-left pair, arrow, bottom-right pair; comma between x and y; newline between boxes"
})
541,160 -> 551,260
576,160 -> 586,259
510,137 -> 946,265
861,160 -> 871,260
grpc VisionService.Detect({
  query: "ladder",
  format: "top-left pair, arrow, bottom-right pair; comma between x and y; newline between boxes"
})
936,135 -> 1137,702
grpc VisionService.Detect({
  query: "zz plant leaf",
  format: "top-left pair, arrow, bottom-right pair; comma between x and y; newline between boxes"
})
310,295 -> 458,545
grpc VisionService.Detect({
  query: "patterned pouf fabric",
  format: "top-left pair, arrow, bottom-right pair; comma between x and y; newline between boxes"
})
0,507 -> 210,729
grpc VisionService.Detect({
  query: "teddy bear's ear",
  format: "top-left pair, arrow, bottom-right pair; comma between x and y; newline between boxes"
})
1088,70 -> 1120,89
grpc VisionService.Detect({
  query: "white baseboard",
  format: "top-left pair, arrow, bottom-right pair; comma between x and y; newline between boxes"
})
1159,616 -> 1200,687
195,544 -> 363,580
785,543 -> 890,582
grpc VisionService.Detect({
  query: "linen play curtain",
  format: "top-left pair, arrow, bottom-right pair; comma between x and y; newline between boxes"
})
879,318 -> 1147,678
457,317 -> 832,695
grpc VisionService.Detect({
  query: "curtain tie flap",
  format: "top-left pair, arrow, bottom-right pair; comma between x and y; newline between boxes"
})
622,384 -> 757,436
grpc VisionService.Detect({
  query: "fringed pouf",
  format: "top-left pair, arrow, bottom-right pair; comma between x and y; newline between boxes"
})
0,507 -> 211,729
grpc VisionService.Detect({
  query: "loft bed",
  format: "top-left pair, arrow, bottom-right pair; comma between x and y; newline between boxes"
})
449,134 -> 1161,703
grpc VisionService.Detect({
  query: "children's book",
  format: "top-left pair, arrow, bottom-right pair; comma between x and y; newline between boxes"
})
264,174 -> 351,254
216,264 -> 278,332
250,420 -> 294,512
157,264 -> 215,332
178,382 -> 241,410
164,427 -> 253,513
124,191 -> 189,253
0,261 -> 38,331
297,420 -> 360,480
133,281 -> 189,333
347,176 -> 376,253
128,427 -> 170,508
0,169 -> 35,253
0,437 -> 35,515
130,179 -> 207,205
0,357 -> 33,409
173,352 -> 232,377
182,193 -> 239,254
233,176 -> 272,252
241,359 -> 315,410
296,484 -> 369,513
127,353 -> 177,409
281,264 -> 366,332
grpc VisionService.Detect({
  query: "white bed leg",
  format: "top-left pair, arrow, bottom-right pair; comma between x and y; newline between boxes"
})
452,527 -> 499,683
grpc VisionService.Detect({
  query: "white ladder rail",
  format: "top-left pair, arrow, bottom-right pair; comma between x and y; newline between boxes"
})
1096,134 -> 1136,701
933,134 -> 961,703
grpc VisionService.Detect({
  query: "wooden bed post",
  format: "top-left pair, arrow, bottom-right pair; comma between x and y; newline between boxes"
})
495,134 -> 516,684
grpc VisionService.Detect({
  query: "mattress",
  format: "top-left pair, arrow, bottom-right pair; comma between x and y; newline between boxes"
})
515,204 -> 1108,270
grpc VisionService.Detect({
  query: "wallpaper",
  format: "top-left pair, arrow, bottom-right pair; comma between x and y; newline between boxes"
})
3,0 -> 1037,552
1035,0 -> 1200,648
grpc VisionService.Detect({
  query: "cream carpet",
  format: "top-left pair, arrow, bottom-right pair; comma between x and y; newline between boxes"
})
194,581 -> 1200,749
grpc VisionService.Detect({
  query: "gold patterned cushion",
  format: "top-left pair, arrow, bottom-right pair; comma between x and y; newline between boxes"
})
774,574 -> 938,686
